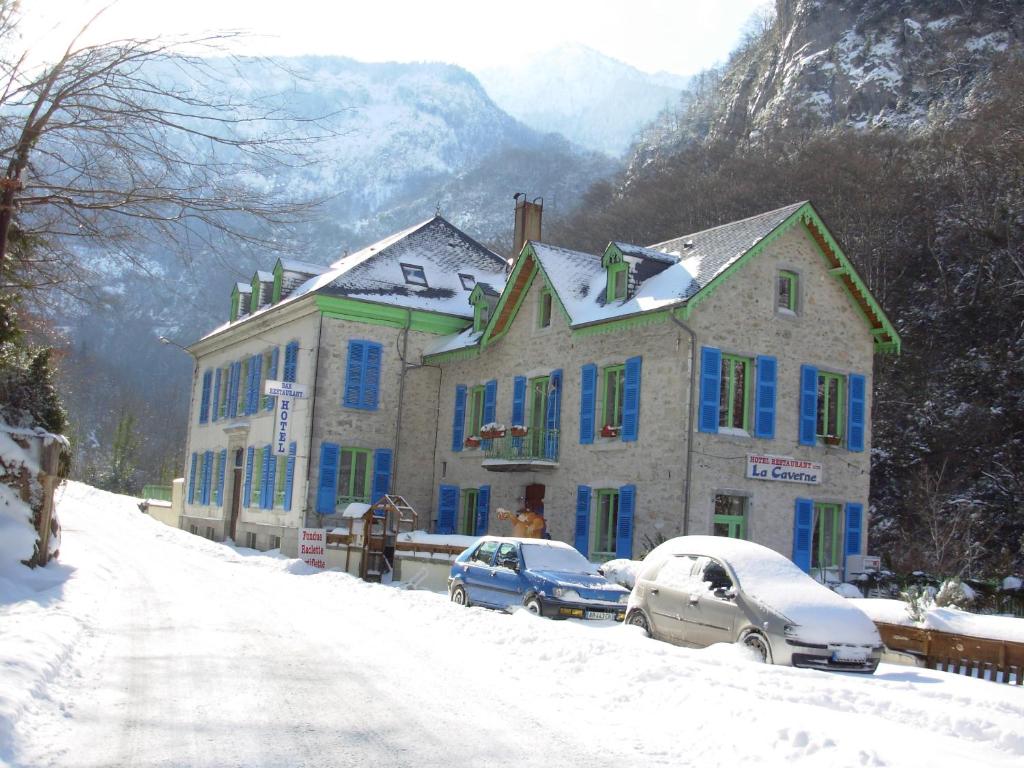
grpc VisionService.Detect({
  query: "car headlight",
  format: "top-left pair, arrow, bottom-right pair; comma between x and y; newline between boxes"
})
553,587 -> 580,600
784,624 -> 799,638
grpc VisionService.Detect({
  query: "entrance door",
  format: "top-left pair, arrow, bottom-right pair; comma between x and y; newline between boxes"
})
525,483 -> 545,516
527,376 -> 548,457
229,448 -> 243,541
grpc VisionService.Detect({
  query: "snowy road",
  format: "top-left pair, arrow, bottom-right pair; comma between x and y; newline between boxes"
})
2,483 -> 1023,768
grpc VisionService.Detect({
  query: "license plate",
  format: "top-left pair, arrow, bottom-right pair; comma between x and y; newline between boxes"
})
832,650 -> 868,662
585,610 -> 615,620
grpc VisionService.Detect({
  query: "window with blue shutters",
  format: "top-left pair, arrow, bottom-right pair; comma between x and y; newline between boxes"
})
264,347 -> 279,411
616,484 -> 636,558
227,361 -> 240,418
243,446 -> 255,509
199,370 -> 212,424
622,356 -> 642,442
574,485 -> 591,556
512,376 -> 526,427
437,484 -> 459,534
283,341 -> 299,383
283,442 -> 297,511
343,340 -> 383,410
482,380 -> 497,448
201,450 -> 213,505
451,385 -> 467,452
216,448 -> 227,506
799,365 -> 818,445
261,449 -> 276,510
579,363 -> 596,444
754,356 -> 777,439
475,485 -> 490,536
545,369 -> 562,459
316,442 -> 340,514
211,369 -> 221,422
847,374 -> 866,452
792,498 -> 813,572
372,448 -> 392,503
699,347 -> 722,433
844,502 -> 863,570
188,452 -> 198,504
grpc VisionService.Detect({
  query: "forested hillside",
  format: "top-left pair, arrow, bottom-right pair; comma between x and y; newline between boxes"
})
550,0 -> 1024,577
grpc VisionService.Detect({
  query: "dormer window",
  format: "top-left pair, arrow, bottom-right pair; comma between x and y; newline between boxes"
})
474,303 -> 490,333
401,263 -> 428,287
608,262 -> 628,302
459,273 -> 476,291
468,282 -> 494,334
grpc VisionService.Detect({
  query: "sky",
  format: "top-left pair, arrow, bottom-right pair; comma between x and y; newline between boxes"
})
22,0 -> 770,76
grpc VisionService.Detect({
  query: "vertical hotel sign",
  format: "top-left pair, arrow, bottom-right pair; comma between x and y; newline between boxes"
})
264,380 -> 308,455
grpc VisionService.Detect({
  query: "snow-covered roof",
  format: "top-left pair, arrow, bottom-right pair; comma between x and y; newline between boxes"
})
611,241 -> 677,265
423,327 -> 482,356
254,270 -> 274,282
234,282 -> 252,294
277,258 -> 328,275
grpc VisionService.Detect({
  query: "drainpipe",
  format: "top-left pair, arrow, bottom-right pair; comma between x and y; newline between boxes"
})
305,313 -> 324,527
669,310 -> 697,535
391,310 -> 412,495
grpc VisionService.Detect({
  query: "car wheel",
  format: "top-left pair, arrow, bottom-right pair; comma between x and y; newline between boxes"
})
450,584 -> 469,607
625,610 -> 651,636
525,597 -> 542,616
742,632 -> 772,664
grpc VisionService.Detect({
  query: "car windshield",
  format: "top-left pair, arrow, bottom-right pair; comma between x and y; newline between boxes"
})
521,544 -> 597,574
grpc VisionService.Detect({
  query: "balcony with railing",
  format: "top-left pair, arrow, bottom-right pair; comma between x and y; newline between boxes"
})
481,429 -> 559,472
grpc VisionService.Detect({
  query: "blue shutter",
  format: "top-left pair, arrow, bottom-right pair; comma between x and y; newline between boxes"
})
363,342 -> 382,410
227,362 -> 239,418
202,450 -> 215,505
792,498 -> 814,573
622,356 -> 642,442
799,364 -> 818,446
343,340 -> 364,408
847,373 -> 866,452
263,451 -> 276,510
844,503 -> 863,567
372,448 -> 392,503
699,346 -> 721,433
579,364 -> 597,444
248,354 -> 263,415
216,448 -> 227,506
199,369 -> 212,424
243,446 -> 255,509
188,452 -> 198,504
437,484 -> 459,534
316,442 -> 340,514
283,442 -> 297,512
574,485 -> 591,556
475,485 -> 490,536
511,376 -> 527,426
265,347 -> 279,411
482,379 -> 497,449
616,484 -> 636,559
754,355 -> 777,439
545,369 -> 562,459
283,340 -> 299,383
211,368 -> 221,422
451,385 -> 467,452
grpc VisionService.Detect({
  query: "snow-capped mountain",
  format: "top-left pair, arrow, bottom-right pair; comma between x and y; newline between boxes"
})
475,45 -> 690,157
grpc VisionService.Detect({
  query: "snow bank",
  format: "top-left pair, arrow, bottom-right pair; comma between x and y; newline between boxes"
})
0,428 -> 44,572
857,598 -> 1024,644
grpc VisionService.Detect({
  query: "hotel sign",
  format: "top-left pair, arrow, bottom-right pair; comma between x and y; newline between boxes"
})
264,380 -> 307,455
746,454 -> 822,485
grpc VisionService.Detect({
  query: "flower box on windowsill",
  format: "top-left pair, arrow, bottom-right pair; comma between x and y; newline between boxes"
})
480,428 -> 506,439
510,426 -> 528,438
823,435 -> 842,446
464,436 -> 481,448
600,425 -> 621,438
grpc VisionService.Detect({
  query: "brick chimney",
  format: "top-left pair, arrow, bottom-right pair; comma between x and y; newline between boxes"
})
513,193 -> 543,255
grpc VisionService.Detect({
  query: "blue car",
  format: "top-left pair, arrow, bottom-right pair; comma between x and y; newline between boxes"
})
448,536 -> 629,620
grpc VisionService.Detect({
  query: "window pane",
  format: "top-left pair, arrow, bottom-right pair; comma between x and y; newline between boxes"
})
540,292 -> 552,327
816,377 -> 826,436
732,361 -> 746,429
614,268 -> 627,299
827,378 -> 839,436
719,358 -> 730,425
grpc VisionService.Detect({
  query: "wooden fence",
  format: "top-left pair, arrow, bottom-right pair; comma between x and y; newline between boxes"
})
875,622 -> 1023,685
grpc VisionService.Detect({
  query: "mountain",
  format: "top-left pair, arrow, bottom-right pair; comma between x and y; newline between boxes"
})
53,56 -> 617,485
475,45 -> 690,157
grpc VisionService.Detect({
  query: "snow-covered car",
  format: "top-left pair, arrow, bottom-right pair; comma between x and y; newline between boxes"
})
625,536 -> 883,673
448,536 -> 629,620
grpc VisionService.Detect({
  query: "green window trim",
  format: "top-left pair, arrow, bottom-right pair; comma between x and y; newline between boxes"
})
777,270 -> 798,312
459,488 -> 479,536
817,372 -> 845,440
812,502 -> 842,573
713,494 -> 747,539
273,452 -> 287,507
467,385 -> 485,439
600,364 -> 625,429
719,354 -> 752,430
272,268 -> 283,304
592,489 -> 620,562
526,376 -> 548,456
230,291 -> 240,322
261,350 -> 274,410
250,447 -> 265,507
237,358 -> 249,416
217,366 -> 230,418
606,262 -> 629,303
337,447 -> 372,505
473,302 -> 489,333
537,286 -> 553,328
250,279 -> 260,314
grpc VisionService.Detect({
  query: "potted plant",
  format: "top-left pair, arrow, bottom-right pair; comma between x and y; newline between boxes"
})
510,425 -> 528,437
480,423 -> 506,439
464,435 -> 481,448
823,435 -> 842,446
600,424 -> 620,438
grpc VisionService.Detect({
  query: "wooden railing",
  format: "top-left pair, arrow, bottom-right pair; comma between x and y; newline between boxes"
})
875,622 -> 1023,685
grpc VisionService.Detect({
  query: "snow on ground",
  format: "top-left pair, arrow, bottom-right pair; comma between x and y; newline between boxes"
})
858,598 -> 1024,643
2,482 -> 1024,768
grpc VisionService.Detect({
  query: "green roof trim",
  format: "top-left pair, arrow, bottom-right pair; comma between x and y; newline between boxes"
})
572,309 -> 671,338
315,295 -> 468,335
423,345 -> 481,365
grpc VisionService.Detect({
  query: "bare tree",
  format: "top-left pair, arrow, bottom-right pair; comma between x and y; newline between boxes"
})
0,0 -> 336,298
